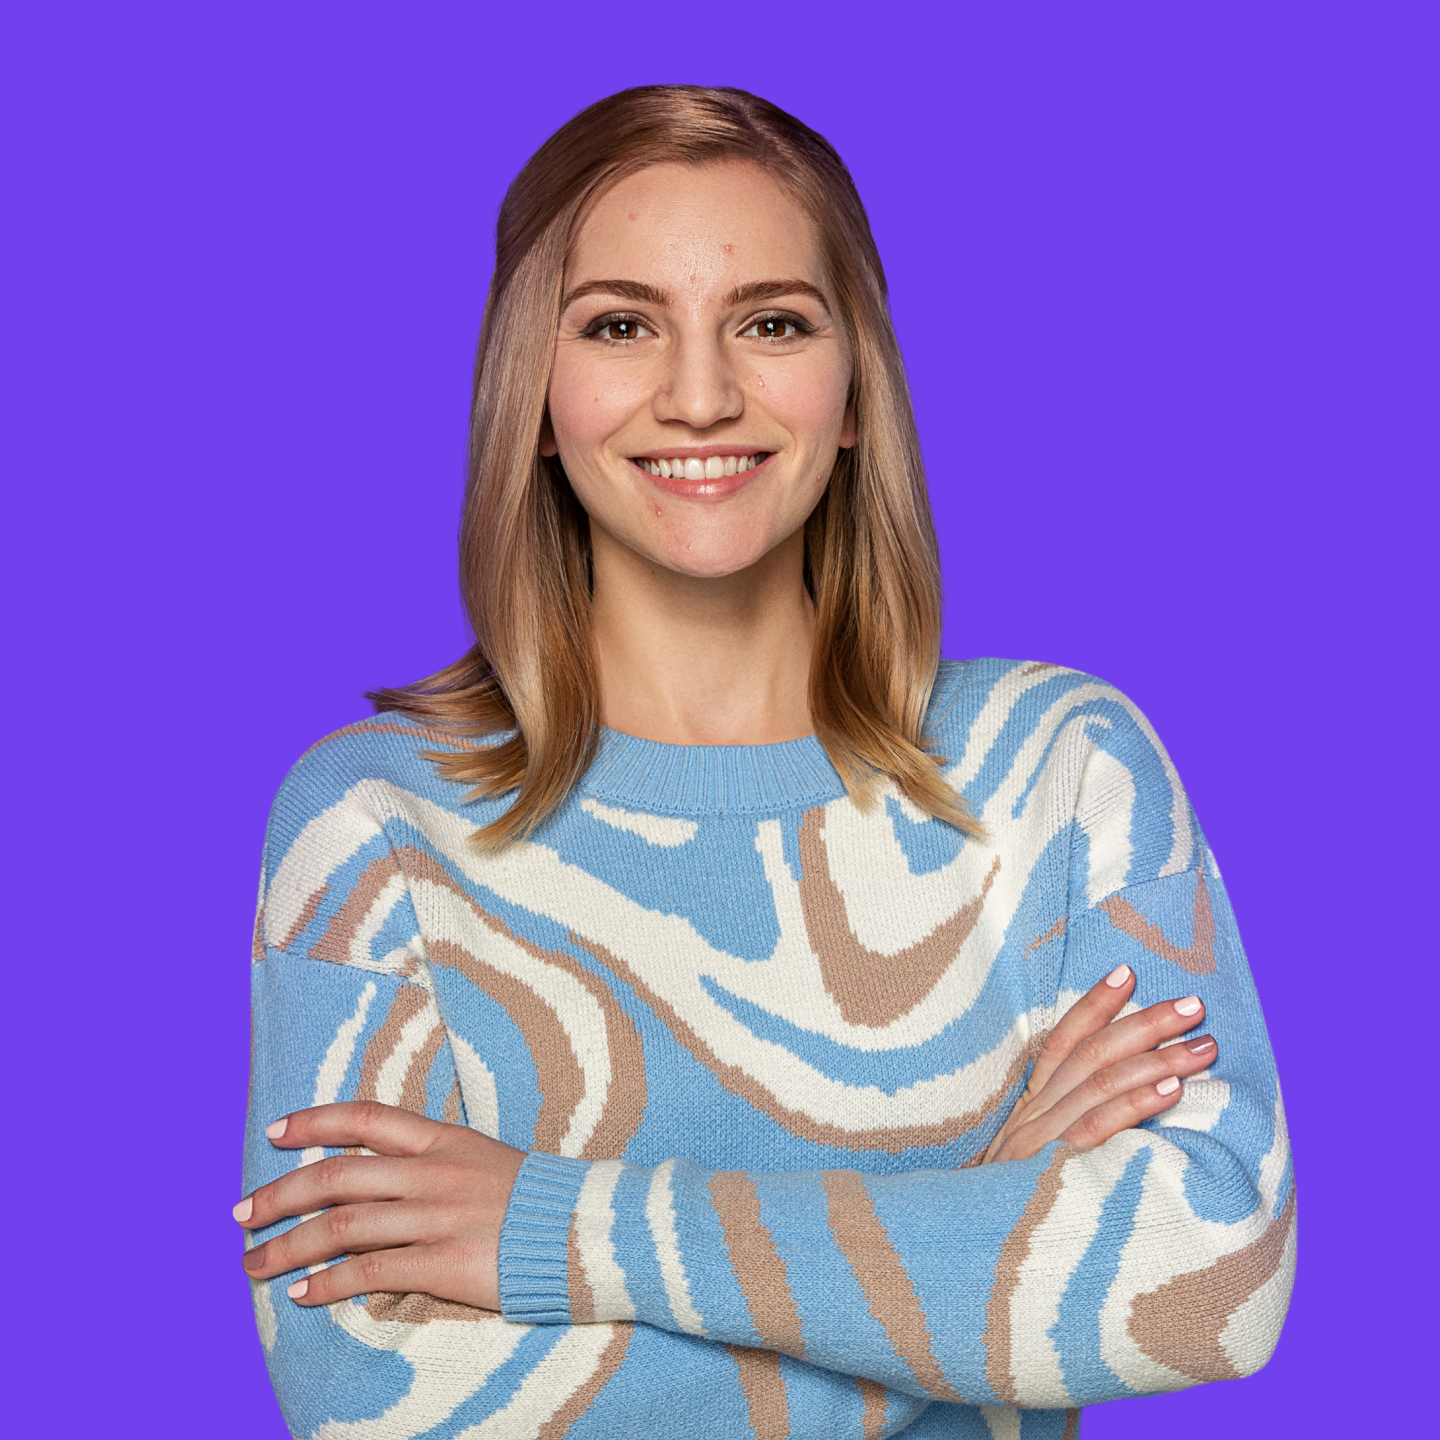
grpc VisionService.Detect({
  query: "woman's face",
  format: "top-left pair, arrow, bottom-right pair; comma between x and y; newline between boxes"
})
543,161 -> 855,581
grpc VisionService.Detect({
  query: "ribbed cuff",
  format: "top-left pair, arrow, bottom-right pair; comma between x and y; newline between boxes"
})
498,1152 -> 590,1324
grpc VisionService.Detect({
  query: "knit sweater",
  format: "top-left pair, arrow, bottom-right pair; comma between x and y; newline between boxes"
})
244,658 -> 1294,1440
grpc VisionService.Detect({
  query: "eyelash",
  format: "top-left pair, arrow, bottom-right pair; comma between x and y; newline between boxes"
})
582,313 -> 653,344
742,310 -> 814,341
580,309 -> 816,344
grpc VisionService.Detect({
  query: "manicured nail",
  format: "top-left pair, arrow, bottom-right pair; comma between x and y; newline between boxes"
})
1187,1037 -> 1215,1055
242,1248 -> 264,1271
1173,996 -> 1202,1017
266,1117 -> 289,1140
1156,1076 -> 1181,1096
287,1279 -> 309,1300
232,1197 -> 253,1223
1105,964 -> 1131,988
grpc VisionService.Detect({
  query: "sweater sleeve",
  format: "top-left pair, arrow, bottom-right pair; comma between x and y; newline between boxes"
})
244,769 -> 939,1440
498,809 -> 1294,1411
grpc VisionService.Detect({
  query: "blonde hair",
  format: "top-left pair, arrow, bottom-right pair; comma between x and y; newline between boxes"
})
369,85 -> 979,844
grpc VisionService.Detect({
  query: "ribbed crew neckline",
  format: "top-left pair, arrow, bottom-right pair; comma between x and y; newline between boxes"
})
578,727 -> 847,816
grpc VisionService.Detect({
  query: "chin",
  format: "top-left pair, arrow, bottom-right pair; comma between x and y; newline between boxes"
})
653,540 -> 774,580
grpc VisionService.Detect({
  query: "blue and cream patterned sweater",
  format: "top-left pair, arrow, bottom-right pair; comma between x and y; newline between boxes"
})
245,658 -> 1294,1440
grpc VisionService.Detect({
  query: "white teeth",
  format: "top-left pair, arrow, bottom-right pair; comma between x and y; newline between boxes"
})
641,453 -> 767,479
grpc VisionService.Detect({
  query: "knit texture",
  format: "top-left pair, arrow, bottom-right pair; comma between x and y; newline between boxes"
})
245,658 -> 1294,1439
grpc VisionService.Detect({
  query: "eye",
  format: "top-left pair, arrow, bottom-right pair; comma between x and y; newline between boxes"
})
587,315 -> 654,343
742,314 -> 807,341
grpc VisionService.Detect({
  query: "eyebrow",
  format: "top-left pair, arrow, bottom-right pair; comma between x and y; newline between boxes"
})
722,279 -> 831,311
561,279 -> 671,310
560,277 -> 832,313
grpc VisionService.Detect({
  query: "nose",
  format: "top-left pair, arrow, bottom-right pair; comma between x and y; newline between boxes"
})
652,330 -> 744,432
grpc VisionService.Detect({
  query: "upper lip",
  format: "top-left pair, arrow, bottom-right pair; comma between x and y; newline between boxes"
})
627,444 -> 773,461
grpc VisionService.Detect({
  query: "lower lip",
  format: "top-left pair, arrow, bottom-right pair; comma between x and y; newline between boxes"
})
633,455 -> 773,500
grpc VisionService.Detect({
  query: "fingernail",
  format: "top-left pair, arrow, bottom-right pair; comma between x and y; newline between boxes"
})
1173,996 -> 1202,1017
242,1248 -> 264,1272
1187,1037 -> 1215,1055
266,1117 -> 289,1140
287,1279 -> 309,1300
1105,964 -> 1131,988
1156,1076 -> 1181,1096
232,1197 -> 253,1223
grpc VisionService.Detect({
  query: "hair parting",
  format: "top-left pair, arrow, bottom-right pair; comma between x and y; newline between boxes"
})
367,84 -> 980,845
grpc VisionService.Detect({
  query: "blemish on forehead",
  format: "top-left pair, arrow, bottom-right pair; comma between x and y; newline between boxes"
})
721,243 -> 733,253
629,212 -> 639,221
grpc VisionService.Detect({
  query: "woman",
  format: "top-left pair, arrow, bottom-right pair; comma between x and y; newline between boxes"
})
237,86 -> 1293,1439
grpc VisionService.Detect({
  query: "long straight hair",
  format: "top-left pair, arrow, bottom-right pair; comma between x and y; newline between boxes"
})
369,85 -> 979,845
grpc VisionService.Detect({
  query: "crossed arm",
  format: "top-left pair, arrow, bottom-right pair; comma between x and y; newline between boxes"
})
236,962 -> 1216,1314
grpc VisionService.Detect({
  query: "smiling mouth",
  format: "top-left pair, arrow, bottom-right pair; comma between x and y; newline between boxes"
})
629,452 -> 772,480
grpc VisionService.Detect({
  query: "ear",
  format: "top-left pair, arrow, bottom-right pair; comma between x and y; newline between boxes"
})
839,403 -> 857,450
539,409 -> 559,458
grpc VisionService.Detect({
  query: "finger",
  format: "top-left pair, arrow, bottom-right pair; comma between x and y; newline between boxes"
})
242,1201 -> 432,1279
1058,1065 -> 1197,1151
1028,964 -> 1136,1097
1018,1034 -> 1216,1146
236,1153 -> 414,1230
281,1244 -> 461,1309
263,1101 -> 446,1157
1029,994 -> 1208,1121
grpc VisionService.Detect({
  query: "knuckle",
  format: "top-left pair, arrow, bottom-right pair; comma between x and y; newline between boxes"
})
352,1100 -> 389,1130
1072,1036 -> 1104,1069
315,1156 -> 347,1187
358,1253 -> 386,1286
1087,1067 -> 1122,1102
1039,1028 -> 1069,1059
1123,1087 -> 1157,1122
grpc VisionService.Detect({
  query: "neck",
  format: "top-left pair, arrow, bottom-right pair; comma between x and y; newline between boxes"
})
588,525 -> 815,746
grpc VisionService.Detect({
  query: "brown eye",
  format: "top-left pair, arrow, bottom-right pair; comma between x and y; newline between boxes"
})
598,318 -> 651,341
743,316 -> 801,340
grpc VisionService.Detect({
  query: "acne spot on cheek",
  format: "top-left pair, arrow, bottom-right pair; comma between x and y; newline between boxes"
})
722,243 -> 733,253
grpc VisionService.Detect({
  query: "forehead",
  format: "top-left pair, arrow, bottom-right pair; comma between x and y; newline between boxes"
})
567,161 -> 824,299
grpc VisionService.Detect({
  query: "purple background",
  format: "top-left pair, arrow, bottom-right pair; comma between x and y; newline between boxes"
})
4,3 -> 1434,1435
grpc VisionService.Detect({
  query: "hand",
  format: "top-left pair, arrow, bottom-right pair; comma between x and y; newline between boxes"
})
984,964 -> 1217,1164
234,1101 -> 526,1310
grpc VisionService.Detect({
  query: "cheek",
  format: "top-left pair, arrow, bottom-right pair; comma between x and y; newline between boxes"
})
754,357 -> 851,446
548,355 -> 646,451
